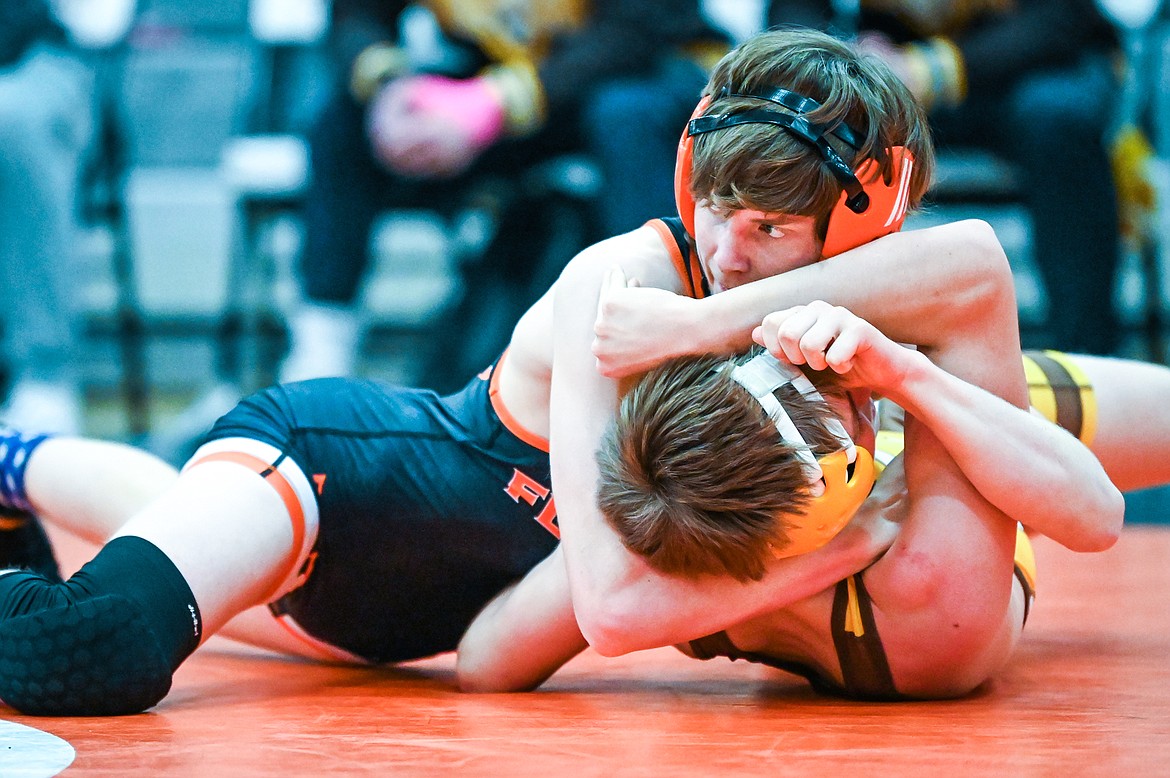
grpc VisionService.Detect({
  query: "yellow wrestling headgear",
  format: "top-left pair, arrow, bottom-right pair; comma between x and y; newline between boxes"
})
725,352 -> 876,558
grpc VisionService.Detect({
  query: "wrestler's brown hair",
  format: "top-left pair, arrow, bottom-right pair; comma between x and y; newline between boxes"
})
691,27 -> 935,239
596,352 -> 848,582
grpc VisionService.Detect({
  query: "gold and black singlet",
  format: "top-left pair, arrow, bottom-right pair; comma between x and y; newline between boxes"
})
682,350 -> 1091,700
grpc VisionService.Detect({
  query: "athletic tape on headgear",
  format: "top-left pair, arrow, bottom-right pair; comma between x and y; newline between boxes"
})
674,87 -> 915,258
724,352 -> 875,558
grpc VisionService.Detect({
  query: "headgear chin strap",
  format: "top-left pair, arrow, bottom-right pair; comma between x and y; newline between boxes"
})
725,352 -> 876,559
674,87 -> 915,258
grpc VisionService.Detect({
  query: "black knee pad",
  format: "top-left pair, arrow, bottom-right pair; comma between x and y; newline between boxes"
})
0,581 -> 173,715
0,536 -> 202,716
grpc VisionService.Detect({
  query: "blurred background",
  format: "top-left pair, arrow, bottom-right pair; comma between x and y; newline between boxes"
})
2,0 -> 1168,518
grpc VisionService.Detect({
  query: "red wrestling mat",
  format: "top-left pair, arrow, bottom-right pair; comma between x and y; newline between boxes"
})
6,526 -> 1170,776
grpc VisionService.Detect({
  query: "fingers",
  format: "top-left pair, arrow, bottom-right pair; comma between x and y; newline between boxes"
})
823,325 -> 862,373
597,265 -> 636,309
756,301 -> 861,373
597,266 -> 620,317
606,265 -> 627,291
751,325 -> 765,348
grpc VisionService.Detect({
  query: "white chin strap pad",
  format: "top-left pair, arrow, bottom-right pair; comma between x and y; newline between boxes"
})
726,352 -> 857,497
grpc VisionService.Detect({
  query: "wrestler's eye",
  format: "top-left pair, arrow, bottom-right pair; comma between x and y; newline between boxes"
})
759,223 -> 784,238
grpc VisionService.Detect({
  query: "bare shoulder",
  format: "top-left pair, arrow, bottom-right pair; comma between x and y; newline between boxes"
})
860,460 -> 1025,698
558,225 -> 684,294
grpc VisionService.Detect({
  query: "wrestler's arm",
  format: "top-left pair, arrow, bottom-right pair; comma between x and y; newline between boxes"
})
593,219 -> 1011,378
456,548 -> 587,692
762,302 -> 1119,696
549,244 -> 896,657
876,350 -> 1122,551
758,303 -> 1123,552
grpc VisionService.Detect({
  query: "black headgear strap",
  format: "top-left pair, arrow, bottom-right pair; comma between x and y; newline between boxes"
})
687,86 -> 871,214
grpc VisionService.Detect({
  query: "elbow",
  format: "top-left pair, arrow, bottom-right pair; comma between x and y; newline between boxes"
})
574,604 -> 633,658
454,645 -> 507,693
1028,481 -> 1124,553
455,665 -> 504,694
456,668 -> 531,694
564,555 -> 654,657
572,589 -> 644,658
455,652 -> 540,694
944,220 -> 1017,322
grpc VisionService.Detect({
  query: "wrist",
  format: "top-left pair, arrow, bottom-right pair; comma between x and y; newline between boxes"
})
880,348 -> 936,414
679,296 -> 727,357
700,292 -> 766,355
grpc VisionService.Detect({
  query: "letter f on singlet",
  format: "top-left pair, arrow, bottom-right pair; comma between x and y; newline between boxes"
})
503,468 -> 560,538
504,468 -> 549,505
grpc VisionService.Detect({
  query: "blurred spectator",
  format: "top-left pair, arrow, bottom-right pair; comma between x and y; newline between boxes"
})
769,0 -> 1124,355
0,0 -> 100,433
282,0 -> 728,387
580,10 -> 729,236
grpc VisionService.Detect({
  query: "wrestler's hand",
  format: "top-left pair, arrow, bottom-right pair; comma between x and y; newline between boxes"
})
592,265 -> 701,378
752,300 -> 919,395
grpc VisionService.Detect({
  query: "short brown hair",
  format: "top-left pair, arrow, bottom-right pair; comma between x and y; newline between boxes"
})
596,351 -> 849,582
691,27 -> 935,238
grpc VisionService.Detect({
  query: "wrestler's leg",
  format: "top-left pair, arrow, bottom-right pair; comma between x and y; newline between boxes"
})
0,434 -> 311,714
105,453 -> 303,634
218,606 -> 366,663
1067,353 -> 1170,493
22,436 -> 180,543
1,430 -> 182,582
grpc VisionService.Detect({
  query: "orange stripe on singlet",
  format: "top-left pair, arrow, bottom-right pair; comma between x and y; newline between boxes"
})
186,451 -> 306,603
647,218 -> 707,299
488,350 -> 551,453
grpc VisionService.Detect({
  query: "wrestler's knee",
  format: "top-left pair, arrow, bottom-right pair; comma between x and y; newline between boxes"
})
0,570 -> 175,715
0,536 -> 203,716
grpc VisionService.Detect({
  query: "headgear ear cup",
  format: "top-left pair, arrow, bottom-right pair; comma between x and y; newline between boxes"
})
674,96 -> 710,237
771,447 -> 875,558
821,146 -> 915,258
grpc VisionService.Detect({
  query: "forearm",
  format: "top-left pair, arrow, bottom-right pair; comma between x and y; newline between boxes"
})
571,523 -> 890,656
456,550 -> 587,692
888,351 -> 1123,552
696,220 -> 1011,356
552,254 -> 891,655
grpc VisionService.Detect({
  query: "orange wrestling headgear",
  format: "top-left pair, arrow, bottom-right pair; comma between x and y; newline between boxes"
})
674,87 -> 915,258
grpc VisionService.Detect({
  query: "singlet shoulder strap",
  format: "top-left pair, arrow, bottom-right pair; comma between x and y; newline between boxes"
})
830,572 -> 904,700
646,217 -> 710,299
687,630 -> 848,699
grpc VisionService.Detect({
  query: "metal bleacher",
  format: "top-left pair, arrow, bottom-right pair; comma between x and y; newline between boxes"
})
79,0 -> 265,442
